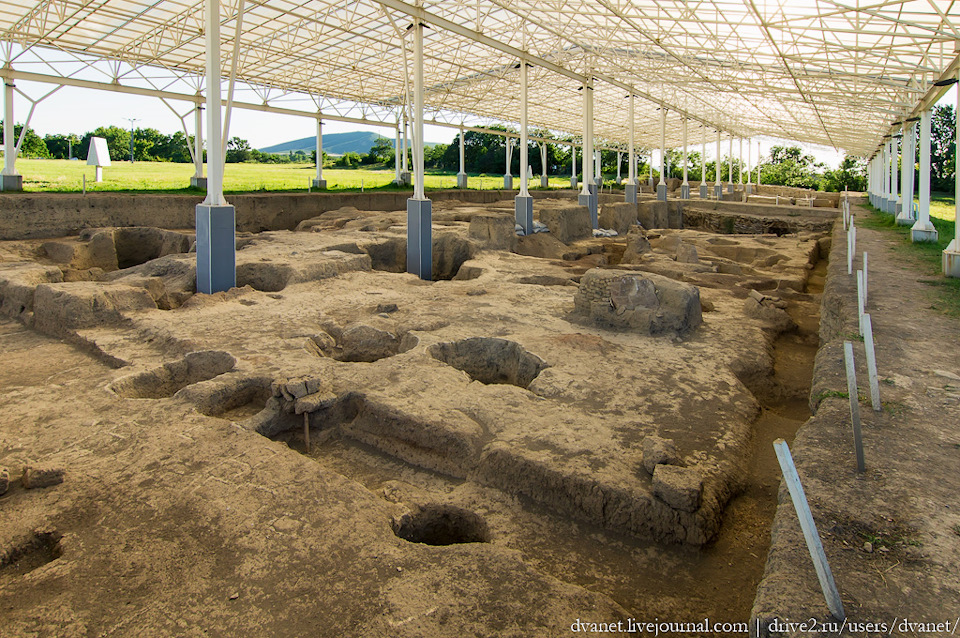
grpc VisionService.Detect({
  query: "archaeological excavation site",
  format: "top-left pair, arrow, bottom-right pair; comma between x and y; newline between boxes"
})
0,186 -> 860,635
3,1 -> 960,634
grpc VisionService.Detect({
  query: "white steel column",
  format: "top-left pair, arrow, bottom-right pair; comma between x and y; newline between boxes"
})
746,137 -> 753,194
911,110 -> 938,242
657,108 -> 666,201
515,61 -> 532,234
195,0 -> 235,294
312,118 -> 326,189
192,104 -> 204,185
2,80 -> 17,183
204,0 -> 224,207
756,141 -> 761,187
699,125 -> 707,199
581,80 -> 593,196
628,95 -> 636,184
504,138 -> 513,189
727,134 -> 734,192
401,113 -> 409,183
457,124 -> 467,188
625,94 -> 637,203
578,75 -> 597,228
680,117 -> 689,199
394,123 -> 401,183
406,20 -> 431,279
890,130 -> 898,214
540,142 -> 548,188
714,130 -> 722,199
571,142 -> 577,189
882,139 -> 891,212
944,72 -> 960,277
738,138 -> 743,185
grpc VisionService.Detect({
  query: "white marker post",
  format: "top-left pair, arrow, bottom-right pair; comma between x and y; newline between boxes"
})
862,314 -> 881,412
862,252 -> 868,305
843,341 -> 866,473
857,270 -> 865,336
773,439 -> 847,621
847,220 -> 855,275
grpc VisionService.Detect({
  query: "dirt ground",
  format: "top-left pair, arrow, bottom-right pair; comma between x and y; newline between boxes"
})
752,208 -> 960,637
0,196 -> 833,636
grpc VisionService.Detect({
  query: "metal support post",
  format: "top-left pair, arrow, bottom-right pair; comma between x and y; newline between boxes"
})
657,108 -> 667,201
515,61 -> 533,235
406,20 -> 432,280
578,75 -> 597,227
911,110 -> 938,242
945,72 -> 960,277
312,118 -> 326,189
196,0 -> 235,294
457,124 -> 467,188
680,117 -> 689,199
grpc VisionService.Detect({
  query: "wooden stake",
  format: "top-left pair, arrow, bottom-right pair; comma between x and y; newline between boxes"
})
303,412 -> 311,454
843,341 -> 865,473
773,439 -> 847,621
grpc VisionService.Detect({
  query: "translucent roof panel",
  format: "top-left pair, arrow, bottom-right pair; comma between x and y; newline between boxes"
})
2,0 -> 958,156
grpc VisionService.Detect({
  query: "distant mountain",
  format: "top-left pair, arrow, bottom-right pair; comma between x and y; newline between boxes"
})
259,130 -> 439,156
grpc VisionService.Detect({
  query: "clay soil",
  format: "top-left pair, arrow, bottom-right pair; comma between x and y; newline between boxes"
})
0,198 -> 828,636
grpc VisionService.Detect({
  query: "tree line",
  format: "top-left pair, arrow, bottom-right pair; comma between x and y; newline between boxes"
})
2,103 -> 955,193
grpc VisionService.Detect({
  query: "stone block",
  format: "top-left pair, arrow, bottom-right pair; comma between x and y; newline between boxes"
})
642,435 -> 680,474
620,230 -> 651,264
0,468 -> 8,495
652,465 -> 702,512
676,242 -> 699,264
22,466 -> 65,489
469,214 -> 516,250
573,269 -> 702,335
538,205 -> 592,243
598,202 -> 638,235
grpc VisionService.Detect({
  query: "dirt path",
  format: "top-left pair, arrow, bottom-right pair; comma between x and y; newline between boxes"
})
752,210 -> 960,636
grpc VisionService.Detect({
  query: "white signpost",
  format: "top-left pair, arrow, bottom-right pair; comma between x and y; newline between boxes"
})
87,136 -> 111,183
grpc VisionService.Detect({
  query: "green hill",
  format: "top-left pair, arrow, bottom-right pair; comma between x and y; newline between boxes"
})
260,130 -> 438,156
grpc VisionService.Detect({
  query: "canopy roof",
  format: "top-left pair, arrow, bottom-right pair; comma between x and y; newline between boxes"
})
2,0 -> 959,156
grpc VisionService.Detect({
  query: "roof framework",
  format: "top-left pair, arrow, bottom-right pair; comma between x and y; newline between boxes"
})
1,0 -> 959,157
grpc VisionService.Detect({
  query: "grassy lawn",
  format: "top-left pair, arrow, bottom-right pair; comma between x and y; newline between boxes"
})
13,159 -> 576,194
861,193 -> 959,317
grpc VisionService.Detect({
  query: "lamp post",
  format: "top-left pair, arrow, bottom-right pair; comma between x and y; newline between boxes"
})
126,117 -> 140,163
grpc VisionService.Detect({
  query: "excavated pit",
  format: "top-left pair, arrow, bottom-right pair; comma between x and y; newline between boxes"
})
108,351 -> 237,399
0,531 -> 62,581
428,337 -> 547,388
392,504 -> 491,546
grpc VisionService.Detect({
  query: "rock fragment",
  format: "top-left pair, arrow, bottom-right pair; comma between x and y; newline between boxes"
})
652,465 -> 703,512
22,466 -> 64,489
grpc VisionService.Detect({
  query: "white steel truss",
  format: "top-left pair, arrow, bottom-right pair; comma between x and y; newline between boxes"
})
1,0 -> 958,157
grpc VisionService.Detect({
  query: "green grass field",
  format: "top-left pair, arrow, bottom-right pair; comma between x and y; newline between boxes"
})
861,200 -> 959,316
13,159 -> 574,193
